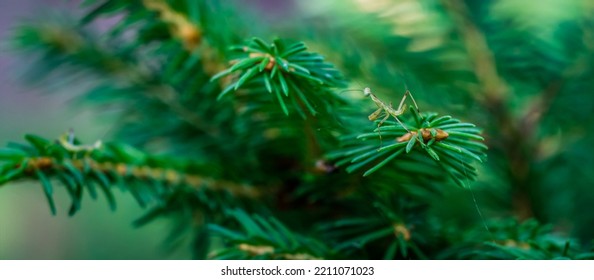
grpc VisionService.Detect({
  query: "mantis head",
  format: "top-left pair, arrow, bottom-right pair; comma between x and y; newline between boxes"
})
363,87 -> 372,97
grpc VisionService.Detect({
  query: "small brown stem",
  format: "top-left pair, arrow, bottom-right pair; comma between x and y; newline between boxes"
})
24,156 -> 263,198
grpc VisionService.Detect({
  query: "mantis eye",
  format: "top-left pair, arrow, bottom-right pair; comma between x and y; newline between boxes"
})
363,87 -> 371,96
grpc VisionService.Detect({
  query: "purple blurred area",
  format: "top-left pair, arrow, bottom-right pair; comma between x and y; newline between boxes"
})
0,0 -> 80,140
0,0 -> 186,260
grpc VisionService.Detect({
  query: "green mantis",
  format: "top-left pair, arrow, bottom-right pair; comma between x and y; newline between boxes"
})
363,87 -> 420,146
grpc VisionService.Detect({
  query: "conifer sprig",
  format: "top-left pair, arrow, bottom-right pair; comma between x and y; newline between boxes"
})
0,134 -> 260,216
208,209 -> 332,260
328,106 -> 487,187
211,37 -> 346,115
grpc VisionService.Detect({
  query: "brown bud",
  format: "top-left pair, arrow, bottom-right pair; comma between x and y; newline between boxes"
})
314,159 -> 337,174
178,24 -> 202,50
393,223 -> 411,241
396,128 -> 448,143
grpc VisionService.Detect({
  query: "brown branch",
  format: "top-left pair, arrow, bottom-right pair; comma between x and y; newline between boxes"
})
521,80 -> 563,136
440,0 -> 509,102
142,0 -> 227,77
440,0 -> 538,219
232,243 -> 322,260
23,157 -> 263,198
142,0 -> 203,50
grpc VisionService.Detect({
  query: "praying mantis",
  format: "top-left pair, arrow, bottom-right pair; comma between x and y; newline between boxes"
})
363,87 -> 419,146
363,87 -> 449,148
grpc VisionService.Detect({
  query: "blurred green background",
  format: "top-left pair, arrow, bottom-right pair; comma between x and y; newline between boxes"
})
2,0 -> 594,259
0,0 -> 190,259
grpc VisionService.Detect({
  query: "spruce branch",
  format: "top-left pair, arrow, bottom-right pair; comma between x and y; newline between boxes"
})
440,219 -> 590,260
211,37 -> 346,115
11,20 -> 224,138
318,213 -> 422,259
328,106 -> 486,187
208,209 -> 331,260
0,134 -> 262,215
82,0 -> 230,76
